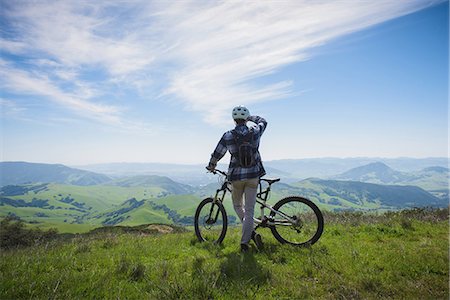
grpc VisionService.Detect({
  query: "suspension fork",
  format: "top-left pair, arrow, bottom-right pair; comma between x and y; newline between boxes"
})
209,189 -> 225,222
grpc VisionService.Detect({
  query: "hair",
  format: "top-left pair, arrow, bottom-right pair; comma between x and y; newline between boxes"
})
235,119 -> 246,125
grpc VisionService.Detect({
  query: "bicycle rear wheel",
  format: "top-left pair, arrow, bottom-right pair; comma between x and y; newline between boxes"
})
194,197 -> 228,244
270,196 -> 324,246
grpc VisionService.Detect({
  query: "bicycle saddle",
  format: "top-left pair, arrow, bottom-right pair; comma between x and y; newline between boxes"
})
260,178 -> 280,184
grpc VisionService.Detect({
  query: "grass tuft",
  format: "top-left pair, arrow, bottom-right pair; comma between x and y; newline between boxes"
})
129,263 -> 146,281
74,243 -> 91,254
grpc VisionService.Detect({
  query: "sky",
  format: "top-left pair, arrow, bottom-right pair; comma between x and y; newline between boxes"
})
0,0 -> 448,165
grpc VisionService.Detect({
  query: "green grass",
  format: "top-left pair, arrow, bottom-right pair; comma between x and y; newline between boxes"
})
17,183 -> 153,211
1,212 -> 448,299
150,194 -> 200,216
28,222 -> 99,234
118,205 -> 172,226
0,183 -> 178,230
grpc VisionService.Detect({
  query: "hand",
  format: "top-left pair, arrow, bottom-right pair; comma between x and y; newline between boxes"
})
206,163 -> 216,172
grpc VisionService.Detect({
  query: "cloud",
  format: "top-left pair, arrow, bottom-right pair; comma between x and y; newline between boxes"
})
0,39 -> 27,53
0,60 -> 120,123
2,1 -> 152,74
0,98 -> 26,116
155,1 -> 441,123
0,60 -> 160,135
0,0 -> 441,126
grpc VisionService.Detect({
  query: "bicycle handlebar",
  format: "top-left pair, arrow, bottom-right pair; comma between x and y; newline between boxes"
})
206,168 -> 227,177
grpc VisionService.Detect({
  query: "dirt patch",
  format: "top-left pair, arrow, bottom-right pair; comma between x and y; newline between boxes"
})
146,224 -> 174,234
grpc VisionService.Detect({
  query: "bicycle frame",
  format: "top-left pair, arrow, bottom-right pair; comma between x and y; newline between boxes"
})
254,181 -> 299,228
210,170 -> 298,227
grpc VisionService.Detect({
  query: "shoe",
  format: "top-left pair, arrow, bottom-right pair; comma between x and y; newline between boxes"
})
240,243 -> 249,253
251,232 -> 264,250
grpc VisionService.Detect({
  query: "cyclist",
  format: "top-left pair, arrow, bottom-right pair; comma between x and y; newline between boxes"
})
206,106 -> 267,252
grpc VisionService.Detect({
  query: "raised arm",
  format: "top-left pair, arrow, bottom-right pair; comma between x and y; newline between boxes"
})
247,115 -> 267,137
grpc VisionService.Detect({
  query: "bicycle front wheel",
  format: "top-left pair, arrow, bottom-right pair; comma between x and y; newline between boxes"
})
194,197 -> 228,244
270,196 -> 324,246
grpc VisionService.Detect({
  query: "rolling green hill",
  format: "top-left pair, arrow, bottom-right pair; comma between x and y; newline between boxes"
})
333,162 -> 449,191
108,175 -> 193,194
291,178 -> 446,210
1,161 -> 448,233
405,166 -> 450,191
0,182 -> 197,232
1,176 -> 446,233
91,198 -> 172,226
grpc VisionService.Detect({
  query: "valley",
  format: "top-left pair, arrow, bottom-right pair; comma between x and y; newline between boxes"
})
0,159 -> 448,233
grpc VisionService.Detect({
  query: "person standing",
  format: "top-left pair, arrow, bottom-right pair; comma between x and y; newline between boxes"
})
206,106 -> 267,252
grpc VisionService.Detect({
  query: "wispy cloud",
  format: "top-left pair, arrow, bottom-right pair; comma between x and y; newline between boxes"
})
0,98 -> 26,116
0,60 -> 121,124
0,0 -> 441,126
155,1 -> 441,123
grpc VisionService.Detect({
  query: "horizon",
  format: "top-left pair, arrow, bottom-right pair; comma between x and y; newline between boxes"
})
1,1 -> 448,165
1,156 -> 449,167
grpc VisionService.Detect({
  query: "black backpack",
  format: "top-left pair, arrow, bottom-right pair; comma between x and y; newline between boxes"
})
232,130 -> 256,168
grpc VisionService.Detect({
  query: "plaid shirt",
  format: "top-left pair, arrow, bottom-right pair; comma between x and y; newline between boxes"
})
209,115 -> 267,181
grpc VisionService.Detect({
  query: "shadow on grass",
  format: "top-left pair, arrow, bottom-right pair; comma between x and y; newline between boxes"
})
217,251 -> 271,288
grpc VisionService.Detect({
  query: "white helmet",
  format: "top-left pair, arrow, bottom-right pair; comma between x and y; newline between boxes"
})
232,105 -> 250,120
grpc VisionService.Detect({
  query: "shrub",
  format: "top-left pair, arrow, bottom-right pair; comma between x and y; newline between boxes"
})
0,216 -> 57,249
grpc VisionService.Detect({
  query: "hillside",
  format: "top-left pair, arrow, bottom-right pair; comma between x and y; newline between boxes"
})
0,182 -> 198,232
1,209 -> 448,299
91,198 -> 171,226
0,162 -> 111,186
292,178 -> 445,210
1,161 -> 448,233
108,175 -> 193,194
333,162 -> 449,193
1,176 -> 447,233
406,166 -> 450,191
332,162 -> 410,183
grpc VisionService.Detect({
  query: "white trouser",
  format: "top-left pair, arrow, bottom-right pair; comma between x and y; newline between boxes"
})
231,178 -> 259,245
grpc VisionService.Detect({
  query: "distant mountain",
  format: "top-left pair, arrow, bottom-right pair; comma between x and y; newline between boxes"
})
333,162 -> 449,193
405,166 -> 450,192
0,162 -> 111,186
292,178 -> 446,209
332,162 -> 411,184
265,157 -> 448,179
421,166 -> 449,173
107,175 -> 193,194
76,162 -> 290,185
75,162 -> 217,186
77,158 -> 449,182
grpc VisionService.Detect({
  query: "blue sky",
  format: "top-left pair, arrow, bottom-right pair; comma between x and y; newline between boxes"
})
0,0 -> 448,165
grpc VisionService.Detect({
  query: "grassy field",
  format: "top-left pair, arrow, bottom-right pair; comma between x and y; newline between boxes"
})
1,209 -> 448,299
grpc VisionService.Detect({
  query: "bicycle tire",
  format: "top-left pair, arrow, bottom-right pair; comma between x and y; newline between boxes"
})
194,197 -> 228,244
270,196 -> 324,246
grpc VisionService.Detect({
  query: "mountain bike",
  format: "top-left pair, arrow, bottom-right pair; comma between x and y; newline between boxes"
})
194,169 -> 324,246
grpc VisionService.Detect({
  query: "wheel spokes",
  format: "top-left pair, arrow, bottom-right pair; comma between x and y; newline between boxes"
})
197,202 -> 225,242
273,201 -> 319,245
